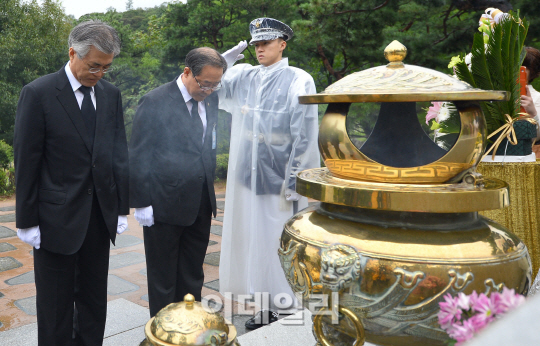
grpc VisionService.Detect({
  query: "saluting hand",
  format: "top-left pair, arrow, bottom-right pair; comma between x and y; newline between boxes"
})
222,40 -> 248,68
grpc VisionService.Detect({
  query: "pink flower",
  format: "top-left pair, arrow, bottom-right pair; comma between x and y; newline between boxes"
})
438,289 -> 526,345
497,287 -> 525,313
489,291 -> 505,315
471,313 -> 492,329
470,293 -> 494,315
455,292 -> 471,310
468,291 -> 480,308
468,309 -> 494,329
448,319 -> 476,345
438,294 -> 462,330
426,101 -> 444,124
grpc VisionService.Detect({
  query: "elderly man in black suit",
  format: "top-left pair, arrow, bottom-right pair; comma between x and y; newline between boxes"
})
129,47 -> 226,317
14,20 -> 129,346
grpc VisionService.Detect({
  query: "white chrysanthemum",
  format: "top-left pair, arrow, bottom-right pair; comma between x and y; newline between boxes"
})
464,53 -> 472,66
438,103 -> 451,122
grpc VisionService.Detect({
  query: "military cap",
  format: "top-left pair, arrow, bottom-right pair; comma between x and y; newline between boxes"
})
249,18 -> 294,45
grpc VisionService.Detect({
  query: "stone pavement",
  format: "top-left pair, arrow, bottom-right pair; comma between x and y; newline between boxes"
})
0,186 -> 323,345
0,186 -> 253,344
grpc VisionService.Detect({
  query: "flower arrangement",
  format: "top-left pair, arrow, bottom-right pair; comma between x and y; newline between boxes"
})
451,9 -> 528,133
438,288 -> 525,345
426,9 -> 535,157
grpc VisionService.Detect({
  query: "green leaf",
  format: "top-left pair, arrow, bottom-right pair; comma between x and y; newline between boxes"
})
451,11 -> 529,136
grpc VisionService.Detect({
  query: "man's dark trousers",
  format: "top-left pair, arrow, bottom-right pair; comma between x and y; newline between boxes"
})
143,181 -> 212,317
34,195 -> 109,346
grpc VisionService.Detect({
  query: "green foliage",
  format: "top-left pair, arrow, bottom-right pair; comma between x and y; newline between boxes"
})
294,0 -> 485,89
215,154 -> 229,180
0,167 -> 15,196
159,0 -> 310,72
294,0 -> 400,86
454,11 -> 529,134
4,0 -> 540,159
532,78 -> 540,92
0,0 -> 72,144
514,0 -> 540,47
79,7 -> 170,141
0,140 -> 14,170
346,103 -> 379,149
383,2 -> 481,70
0,138 -> 15,195
217,110 -> 232,155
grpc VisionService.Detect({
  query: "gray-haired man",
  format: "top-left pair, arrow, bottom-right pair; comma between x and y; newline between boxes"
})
14,20 -> 129,345
129,47 -> 226,317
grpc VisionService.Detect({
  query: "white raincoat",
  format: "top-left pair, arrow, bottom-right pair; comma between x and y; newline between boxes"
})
218,58 -> 319,308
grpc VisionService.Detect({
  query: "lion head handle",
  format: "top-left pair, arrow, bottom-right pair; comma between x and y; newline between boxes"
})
320,245 -> 362,292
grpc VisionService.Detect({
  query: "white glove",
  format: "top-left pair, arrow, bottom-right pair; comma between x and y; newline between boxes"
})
117,215 -> 128,234
17,226 -> 41,249
134,206 -> 154,227
222,40 -> 247,68
285,189 -> 301,202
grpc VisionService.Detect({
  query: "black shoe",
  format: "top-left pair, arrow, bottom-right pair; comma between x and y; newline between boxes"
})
245,310 -> 279,330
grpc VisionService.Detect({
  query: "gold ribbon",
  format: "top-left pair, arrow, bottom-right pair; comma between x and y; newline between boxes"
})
482,113 -> 538,161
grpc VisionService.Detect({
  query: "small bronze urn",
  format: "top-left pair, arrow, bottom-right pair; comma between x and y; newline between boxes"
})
144,294 -> 239,346
278,41 -> 531,346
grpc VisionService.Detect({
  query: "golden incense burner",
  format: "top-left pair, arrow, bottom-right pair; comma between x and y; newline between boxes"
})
144,294 -> 239,346
278,41 -> 531,346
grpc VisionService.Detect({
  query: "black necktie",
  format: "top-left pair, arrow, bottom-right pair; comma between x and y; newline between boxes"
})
79,85 -> 96,145
190,99 -> 204,145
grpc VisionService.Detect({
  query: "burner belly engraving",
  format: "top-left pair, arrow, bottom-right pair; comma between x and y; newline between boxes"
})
279,206 -> 531,346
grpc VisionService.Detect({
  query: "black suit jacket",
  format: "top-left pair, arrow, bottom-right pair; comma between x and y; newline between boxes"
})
14,67 -> 129,255
129,79 -> 217,226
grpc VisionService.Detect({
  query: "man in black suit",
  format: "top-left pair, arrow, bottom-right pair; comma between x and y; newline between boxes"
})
14,20 -> 129,346
129,47 -> 226,317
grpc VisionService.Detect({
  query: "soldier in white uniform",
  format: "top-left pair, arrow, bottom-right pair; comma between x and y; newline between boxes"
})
219,18 -> 320,329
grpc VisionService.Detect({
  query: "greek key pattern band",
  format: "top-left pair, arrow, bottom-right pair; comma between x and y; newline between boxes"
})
325,159 -> 470,183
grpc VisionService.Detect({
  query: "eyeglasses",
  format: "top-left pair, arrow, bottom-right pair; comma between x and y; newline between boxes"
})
194,75 -> 222,91
86,63 -> 113,74
75,52 -> 114,74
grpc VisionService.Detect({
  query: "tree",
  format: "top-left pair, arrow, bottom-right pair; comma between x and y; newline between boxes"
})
451,0 -> 513,12
514,0 -> 540,46
79,7 -> 169,140
3,0 -> 540,149
294,0 -> 495,89
159,0 -> 310,68
0,0 -> 72,144
294,0 -> 511,142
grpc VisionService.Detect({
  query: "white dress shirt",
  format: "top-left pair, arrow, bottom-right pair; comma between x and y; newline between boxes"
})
65,62 -> 96,109
177,75 -> 207,143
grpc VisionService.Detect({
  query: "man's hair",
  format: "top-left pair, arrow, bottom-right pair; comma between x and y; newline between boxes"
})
185,47 -> 228,76
68,20 -> 121,59
523,47 -> 540,83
